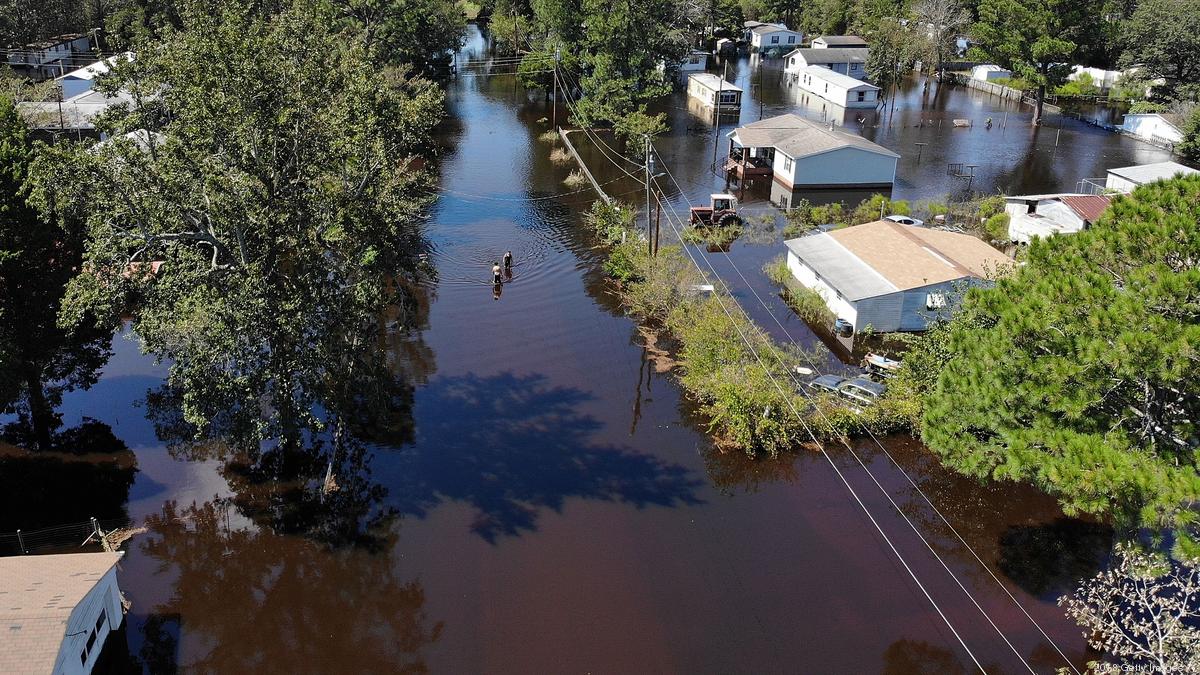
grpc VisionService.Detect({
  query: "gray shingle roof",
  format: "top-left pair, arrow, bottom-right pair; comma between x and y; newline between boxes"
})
731,113 -> 899,160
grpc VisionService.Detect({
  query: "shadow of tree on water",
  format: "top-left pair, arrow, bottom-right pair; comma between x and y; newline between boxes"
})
388,372 -> 706,543
997,518 -> 1114,600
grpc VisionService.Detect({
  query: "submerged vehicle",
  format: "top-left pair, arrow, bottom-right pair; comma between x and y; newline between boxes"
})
836,377 -> 886,406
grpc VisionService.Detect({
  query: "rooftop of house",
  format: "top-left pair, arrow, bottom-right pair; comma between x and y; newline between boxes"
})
689,73 -> 742,92
786,47 -> 868,64
797,65 -> 880,90
785,220 -> 1012,300
0,552 -> 123,675
1107,161 -> 1199,185
750,23 -> 796,35
1007,193 -> 1113,222
813,35 -> 867,46
730,113 -> 898,160
56,52 -> 135,82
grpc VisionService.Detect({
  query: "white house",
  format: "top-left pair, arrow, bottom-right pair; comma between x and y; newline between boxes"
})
0,552 -> 125,675
794,65 -> 879,108
1068,65 -> 1122,91
17,88 -> 135,134
1118,113 -> 1184,147
783,220 -> 1011,332
55,52 -> 136,99
811,35 -> 867,49
1004,193 -> 1112,244
727,113 -> 898,189
749,24 -> 803,53
1105,161 -> 1199,192
6,33 -> 92,79
784,47 -> 869,80
970,64 -> 1012,81
687,73 -> 742,110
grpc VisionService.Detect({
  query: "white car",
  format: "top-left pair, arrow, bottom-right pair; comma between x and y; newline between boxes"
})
884,214 -> 924,227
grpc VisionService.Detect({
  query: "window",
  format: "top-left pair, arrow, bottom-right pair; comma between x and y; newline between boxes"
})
783,156 -> 793,171
850,63 -> 860,71
787,35 -> 796,43
857,91 -> 865,102
719,91 -> 738,104
95,609 -> 107,633
926,293 -> 947,310
770,36 -> 779,44
825,83 -> 829,93
688,55 -> 700,64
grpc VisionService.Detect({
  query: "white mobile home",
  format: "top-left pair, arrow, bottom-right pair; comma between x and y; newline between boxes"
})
784,47 -> 869,79
749,24 -> 802,53
727,113 -> 897,189
1118,113 -> 1184,146
0,552 -> 126,675
811,35 -> 867,49
1004,193 -> 1111,244
687,73 -> 742,110
1105,161 -> 1199,192
55,52 -> 136,99
794,65 -> 879,108
783,220 -> 1011,332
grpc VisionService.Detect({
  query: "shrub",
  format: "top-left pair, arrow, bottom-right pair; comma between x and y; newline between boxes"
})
983,212 -> 1010,241
538,129 -> 559,143
549,147 -> 571,164
563,169 -> 588,187
850,194 -> 910,225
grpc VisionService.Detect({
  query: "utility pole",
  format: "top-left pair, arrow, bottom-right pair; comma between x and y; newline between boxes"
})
758,58 -> 764,120
552,48 -> 560,129
712,60 -> 729,173
645,135 -> 653,256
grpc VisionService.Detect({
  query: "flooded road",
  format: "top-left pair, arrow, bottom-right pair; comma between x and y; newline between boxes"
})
9,26 -> 1150,672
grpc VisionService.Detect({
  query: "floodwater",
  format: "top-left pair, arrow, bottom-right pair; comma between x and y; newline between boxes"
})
7,26 -> 1169,672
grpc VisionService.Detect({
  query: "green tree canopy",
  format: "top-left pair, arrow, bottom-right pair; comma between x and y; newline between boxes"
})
922,175 -> 1200,553
32,0 -> 442,445
1119,0 -> 1200,102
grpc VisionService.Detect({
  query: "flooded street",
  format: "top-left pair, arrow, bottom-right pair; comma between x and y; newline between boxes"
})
16,25 -> 1166,672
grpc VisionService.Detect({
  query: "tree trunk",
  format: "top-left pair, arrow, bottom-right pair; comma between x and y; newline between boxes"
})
1034,84 -> 1045,126
25,371 -> 54,451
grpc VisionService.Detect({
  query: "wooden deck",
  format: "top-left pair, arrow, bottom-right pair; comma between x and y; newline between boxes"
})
723,154 -> 772,180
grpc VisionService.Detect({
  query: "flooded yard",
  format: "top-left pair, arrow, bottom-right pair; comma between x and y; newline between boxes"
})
11,25 -> 1178,672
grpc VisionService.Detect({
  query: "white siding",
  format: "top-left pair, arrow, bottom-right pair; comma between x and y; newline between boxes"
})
776,146 -> 897,188
1119,114 -> 1184,144
1105,173 -> 1138,193
53,567 -> 124,675
786,251 -> 858,326
752,29 -> 803,50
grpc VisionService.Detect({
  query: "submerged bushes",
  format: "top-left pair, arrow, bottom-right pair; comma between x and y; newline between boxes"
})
584,202 -> 915,457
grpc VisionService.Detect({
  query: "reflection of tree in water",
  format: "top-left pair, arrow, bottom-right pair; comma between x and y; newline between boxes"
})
858,436 -> 1112,594
883,639 -> 967,675
702,445 -> 799,496
0,419 -> 137,531
388,372 -> 706,543
134,500 -> 442,673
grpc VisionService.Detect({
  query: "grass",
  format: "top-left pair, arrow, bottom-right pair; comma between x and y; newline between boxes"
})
549,147 -> 572,165
563,169 -> 588,188
763,255 -> 836,330
537,129 -> 559,143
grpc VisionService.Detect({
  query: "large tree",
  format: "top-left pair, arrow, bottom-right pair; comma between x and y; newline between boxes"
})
1120,0 -> 1200,102
970,0 -> 1093,124
914,0 -> 970,79
32,0 -> 442,445
922,175 -> 1200,554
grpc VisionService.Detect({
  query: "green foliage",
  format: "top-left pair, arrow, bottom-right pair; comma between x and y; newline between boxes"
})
603,241 -> 645,282
866,19 -> 919,100
849,194 -> 910,225
921,175 -> 1200,548
612,109 -> 669,147
583,200 -> 636,245
1055,72 -> 1099,97
982,212 -> 1010,241
1176,106 -> 1200,163
1128,101 -> 1167,114
488,11 -> 533,54
1120,0 -> 1200,101
33,0 -> 441,445
326,0 -> 467,71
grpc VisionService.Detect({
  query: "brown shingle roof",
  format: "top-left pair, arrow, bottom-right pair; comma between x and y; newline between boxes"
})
0,552 -> 123,674
827,220 -> 1012,290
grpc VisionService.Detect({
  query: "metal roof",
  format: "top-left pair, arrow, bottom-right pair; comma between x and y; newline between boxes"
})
786,47 -> 868,64
750,24 -> 796,35
797,65 -> 879,91
1106,161 -> 1199,185
731,113 -> 898,160
0,552 -> 123,675
688,73 -> 742,92
1059,195 -> 1112,222
784,232 -> 896,301
56,52 -> 135,82
813,35 -> 867,46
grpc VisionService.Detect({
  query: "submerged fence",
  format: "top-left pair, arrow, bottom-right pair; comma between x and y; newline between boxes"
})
0,517 -> 131,556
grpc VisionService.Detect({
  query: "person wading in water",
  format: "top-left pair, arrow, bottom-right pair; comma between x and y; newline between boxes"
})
492,262 -> 503,285
503,250 -> 513,270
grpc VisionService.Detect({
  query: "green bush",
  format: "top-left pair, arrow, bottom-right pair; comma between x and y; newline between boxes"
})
983,212 -> 1010,241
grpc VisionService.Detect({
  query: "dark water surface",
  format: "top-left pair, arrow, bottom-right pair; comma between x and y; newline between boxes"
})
15,26 -> 1153,672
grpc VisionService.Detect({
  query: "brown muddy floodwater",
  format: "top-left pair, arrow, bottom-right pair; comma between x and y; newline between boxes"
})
15,25 -> 1170,673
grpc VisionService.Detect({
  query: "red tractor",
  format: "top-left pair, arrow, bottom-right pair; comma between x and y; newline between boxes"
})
689,193 -> 741,228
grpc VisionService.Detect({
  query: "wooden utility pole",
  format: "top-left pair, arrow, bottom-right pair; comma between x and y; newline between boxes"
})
645,135 -> 653,256
712,60 -> 729,173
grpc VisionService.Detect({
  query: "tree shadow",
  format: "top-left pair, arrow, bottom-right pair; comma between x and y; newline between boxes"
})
997,518 -> 1114,600
130,500 -> 442,673
386,371 -> 706,543
882,639 -> 967,675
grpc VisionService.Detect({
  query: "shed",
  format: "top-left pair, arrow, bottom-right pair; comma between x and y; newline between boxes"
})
784,47 -> 869,79
970,64 -> 1011,81
783,220 -> 1011,332
749,24 -> 803,53
811,35 -> 867,49
1004,193 -> 1112,243
0,552 -> 125,675
1105,161 -> 1199,192
687,73 -> 742,110
793,65 -> 879,108
727,113 -> 898,189
1118,113 -> 1184,146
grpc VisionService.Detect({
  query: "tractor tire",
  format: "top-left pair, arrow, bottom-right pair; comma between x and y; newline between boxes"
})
717,213 -> 742,229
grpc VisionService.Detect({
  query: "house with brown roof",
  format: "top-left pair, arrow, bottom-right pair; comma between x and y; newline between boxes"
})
783,220 -> 1012,332
0,552 -> 125,675
726,113 -> 898,188
1004,193 -> 1112,244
